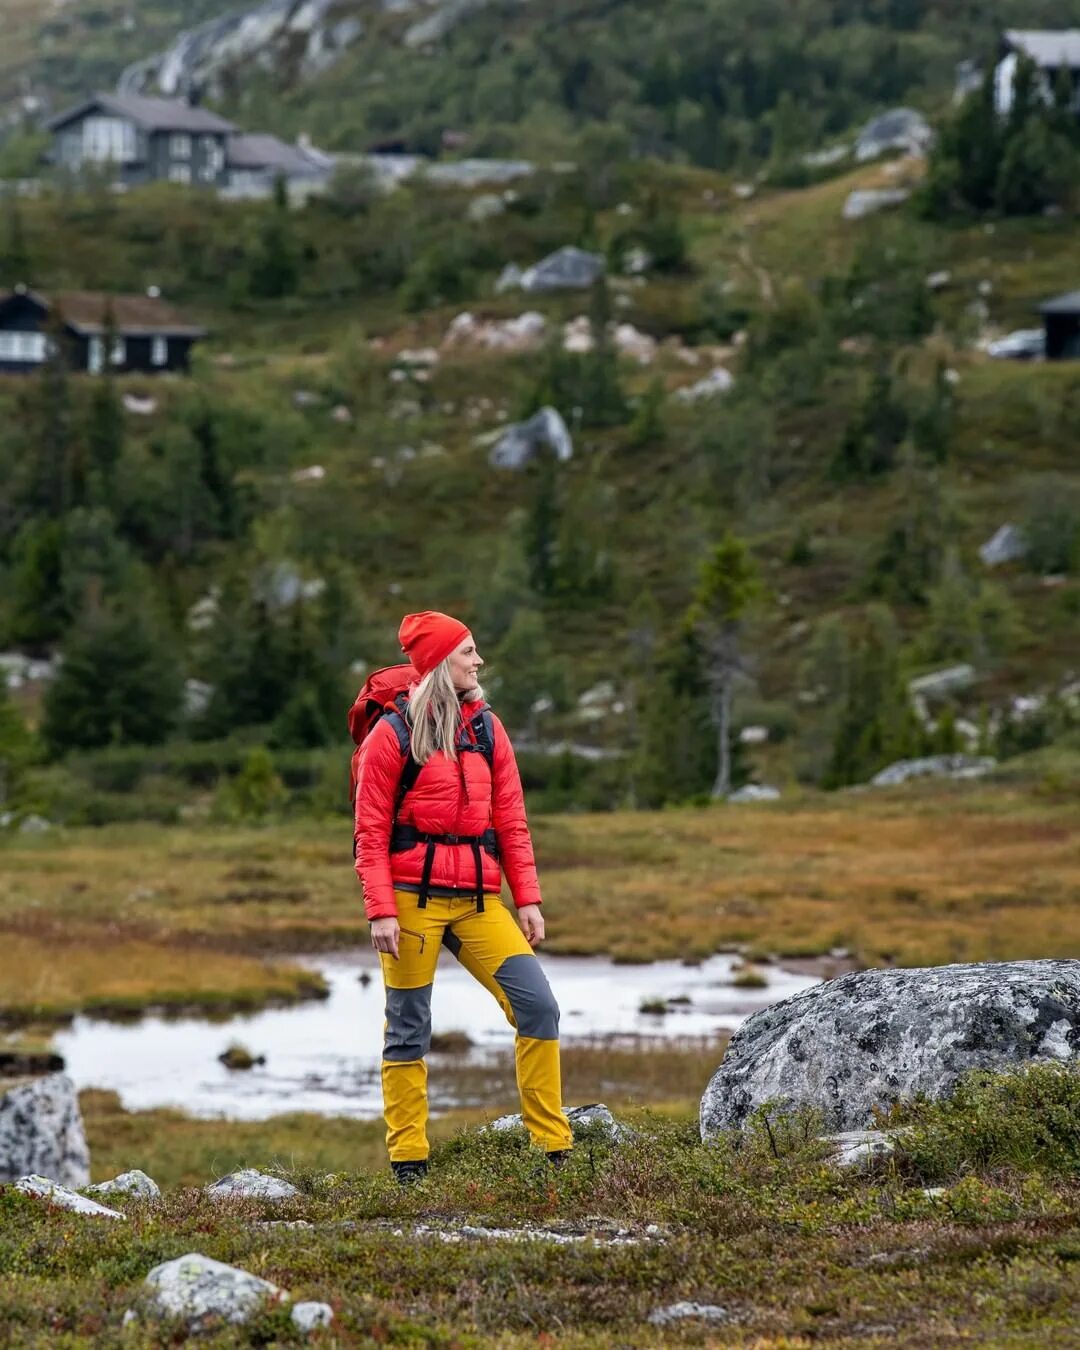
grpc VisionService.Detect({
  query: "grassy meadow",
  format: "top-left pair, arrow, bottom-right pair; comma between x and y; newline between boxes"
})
1,767 -> 1076,1034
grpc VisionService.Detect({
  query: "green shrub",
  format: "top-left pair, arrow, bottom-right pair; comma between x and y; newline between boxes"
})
891,1064 -> 1080,1182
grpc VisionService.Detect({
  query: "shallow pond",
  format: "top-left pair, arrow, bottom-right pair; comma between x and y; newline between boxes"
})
55,951 -> 818,1120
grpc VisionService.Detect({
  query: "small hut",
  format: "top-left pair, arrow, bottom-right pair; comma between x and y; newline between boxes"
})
1040,289 -> 1080,360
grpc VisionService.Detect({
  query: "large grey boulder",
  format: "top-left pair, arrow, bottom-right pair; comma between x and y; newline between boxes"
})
701,960 -> 1080,1137
521,246 -> 605,293
855,108 -> 934,162
489,406 -> 573,470
0,1074 -> 90,1188
980,523 -> 1029,567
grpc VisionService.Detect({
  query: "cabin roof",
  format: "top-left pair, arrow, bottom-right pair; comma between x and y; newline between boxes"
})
1004,29 -> 1080,69
0,287 -> 207,337
46,92 -> 236,135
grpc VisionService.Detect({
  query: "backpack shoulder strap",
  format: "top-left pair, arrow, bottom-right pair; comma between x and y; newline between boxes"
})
386,697 -> 421,815
472,708 -> 496,772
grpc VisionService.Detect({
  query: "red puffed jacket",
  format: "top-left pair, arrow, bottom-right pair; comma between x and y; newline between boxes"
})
353,697 -> 541,921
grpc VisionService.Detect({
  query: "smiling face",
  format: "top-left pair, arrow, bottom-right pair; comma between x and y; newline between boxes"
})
447,633 -> 484,693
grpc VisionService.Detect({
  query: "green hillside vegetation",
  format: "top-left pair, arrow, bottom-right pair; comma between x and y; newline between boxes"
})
1,131 -> 1079,822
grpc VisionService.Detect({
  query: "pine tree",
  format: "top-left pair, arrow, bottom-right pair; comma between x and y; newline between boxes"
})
41,600 -> 181,753
688,533 -> 761,799
581,277 -> 627,428
0,678 -> 35,808
248,176 -> 299,298
86,371 -> 125,488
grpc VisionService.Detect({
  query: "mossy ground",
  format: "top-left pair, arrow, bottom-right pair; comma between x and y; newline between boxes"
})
2,1066 -> 1079,1346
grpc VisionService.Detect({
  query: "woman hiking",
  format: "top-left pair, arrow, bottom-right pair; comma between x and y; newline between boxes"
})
353,610 -> 574,1184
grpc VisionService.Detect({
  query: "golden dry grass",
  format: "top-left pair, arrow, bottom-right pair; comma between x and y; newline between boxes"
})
0,776 -> 1076,1019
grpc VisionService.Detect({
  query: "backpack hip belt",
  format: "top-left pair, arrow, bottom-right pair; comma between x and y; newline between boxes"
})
390,825 -> 499,913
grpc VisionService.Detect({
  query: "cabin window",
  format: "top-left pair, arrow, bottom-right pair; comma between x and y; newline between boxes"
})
170,133 -> 192,160
169,163 -> 192,185
110,337 -> 126,366
151,335 -> 168,366
88,337 -> 104,375
202,136 -> 224,173
0,331 -> 46,362
82,116 -> 136,163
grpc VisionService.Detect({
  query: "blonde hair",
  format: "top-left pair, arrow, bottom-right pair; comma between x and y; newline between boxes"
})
408,658 -> 483,765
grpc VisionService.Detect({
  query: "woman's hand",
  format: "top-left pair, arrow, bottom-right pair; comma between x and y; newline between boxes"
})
517,904 -> 545,948
370,917 -> 400,960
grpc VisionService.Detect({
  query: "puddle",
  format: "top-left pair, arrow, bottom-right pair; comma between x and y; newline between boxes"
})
55,951 -> 817,1120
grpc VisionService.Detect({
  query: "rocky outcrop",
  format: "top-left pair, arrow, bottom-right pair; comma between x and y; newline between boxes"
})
489,407 -> 573,470
675,367 -> 735,401
869,754 -> 995,787
980,523 -> 1029,567
0,1074 -> 90,1188
701,960 -> 1080,1137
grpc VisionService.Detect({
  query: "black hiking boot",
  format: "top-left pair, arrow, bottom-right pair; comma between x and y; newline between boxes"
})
546,1150 -> 571,1170
391,1160 -> 428,1187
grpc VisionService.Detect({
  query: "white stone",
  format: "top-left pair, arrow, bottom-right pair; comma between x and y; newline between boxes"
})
17,1175 -> 124,1219
184,679 -> 212,718
122,393 -> 157,415
489,406 -> 572,470
520,245 -> 604,293
136,1252 -> 287,1331
487,1102 -> 632,1143
727,784 -> 780,803
291,1301 -> 334,1331
18,815 -> 51,834
562,315 -> 594,353
291,464 -> 327,482
979,523 -> 1028,567
738,725 -> 769,745
824,1130 -> 897,1169
675,366 -> 734,402
908,664 -> 976,701
494,262 -> 524,293
649,1302 -> 730,1326
205,1168 -> 301,1201
612,323 -> 657,364
396,347 -> 439,367
443,310 -> 546,353
86,1169 -> 161,1199
927,270 -> 952,291
0,1075 -> 89,1187
842,188 -> 911,220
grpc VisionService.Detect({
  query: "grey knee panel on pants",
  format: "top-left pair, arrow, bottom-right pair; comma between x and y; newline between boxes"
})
384,984 -> 433,1061
494,954 -> 560,1040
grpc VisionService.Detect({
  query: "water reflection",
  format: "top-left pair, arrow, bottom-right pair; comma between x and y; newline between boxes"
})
55,951 -> 818,1120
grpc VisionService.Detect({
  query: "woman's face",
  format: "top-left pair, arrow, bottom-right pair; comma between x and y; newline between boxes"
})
448,633 -> 484,693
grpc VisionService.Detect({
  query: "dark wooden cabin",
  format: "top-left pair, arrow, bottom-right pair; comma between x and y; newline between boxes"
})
1040,289 -> 1080,360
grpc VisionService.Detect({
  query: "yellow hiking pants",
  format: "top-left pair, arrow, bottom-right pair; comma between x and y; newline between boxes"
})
379,889 -> 574,1162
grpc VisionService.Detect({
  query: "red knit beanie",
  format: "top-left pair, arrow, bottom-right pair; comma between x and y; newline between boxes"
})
398,610 -> 471,679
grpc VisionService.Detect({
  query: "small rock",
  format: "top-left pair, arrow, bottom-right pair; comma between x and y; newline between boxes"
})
649,1302 -> 730,1327
467,192 -> 506,223
487,1102 -> 632,1143
134,1252 -> 287,1332
854,107 -> 934,162
675,366 -> 734,402
330,404 -> 353,423
908,665 -> 976,701
562,314 -> 594,353
205,1169 -> 300,1202
738,725 -> 769,746
979,523 -> 1028,567
926,270 -> 952,291
86,1169 -> 160,1199
291,464 -> 327,483
494,262 -> 523,293
489,406 -> 573,470
18,814 -> 51,835
727,784 -> 781,803
842,188 -> 911,221
291,1301 -> 334,1332
520,245 -> 605,293
921,1187 -> 947,1200
823,1130 -> 898,1169
17,1175 -> 125,1220
291,389 -> 320,409
122,393 -> 157,415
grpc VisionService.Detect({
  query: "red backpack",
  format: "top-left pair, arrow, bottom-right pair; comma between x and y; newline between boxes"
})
347,663 -> 420,805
